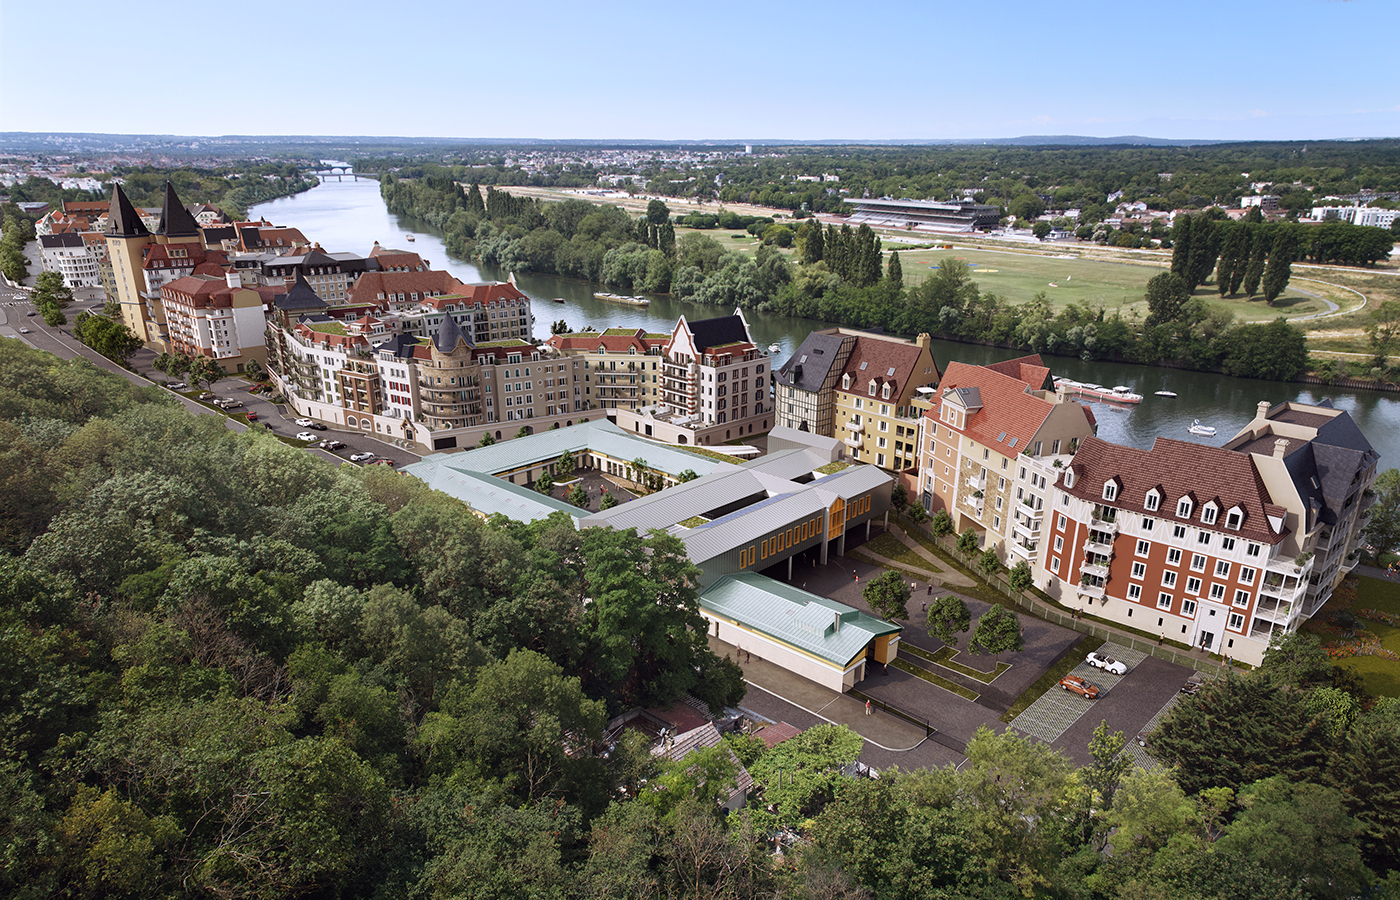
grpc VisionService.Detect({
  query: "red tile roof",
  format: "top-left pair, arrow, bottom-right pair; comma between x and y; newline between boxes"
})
932,360 -> 1083,453
436,281 -> 529,308
984,354 -> 1051,391
349,269 -> 466,305
836,335 -> 937,400
545,328 -> 666,354
1063,435 -> 1287,544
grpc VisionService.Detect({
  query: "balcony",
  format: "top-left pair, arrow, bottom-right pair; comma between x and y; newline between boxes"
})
847,419 -> 864,434
964,493 -> 984,515
1089,517 -> 1119,535
1083,538 -> 1113,557
1077,581 -> 1106,601
1013,517 -> 1041,541
965,474 -> 986,493
1009,540 -> 1038,562
844,432 -> 863,448
1082,560 -> 1111,579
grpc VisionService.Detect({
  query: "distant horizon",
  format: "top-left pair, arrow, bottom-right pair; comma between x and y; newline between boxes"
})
3,1 -> 1397,142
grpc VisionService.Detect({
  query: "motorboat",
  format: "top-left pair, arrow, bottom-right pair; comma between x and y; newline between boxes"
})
405,234 -> 416,242
1188,420 -> 1216,436
1054,378 -> 1143,404
552,297 -> 566,304
592,292 -> 650,307
768,343 -> 782,354
1155,390 -> 1178,397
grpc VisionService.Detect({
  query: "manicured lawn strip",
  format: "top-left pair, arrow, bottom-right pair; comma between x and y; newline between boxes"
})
890,658 -> 979,701
865,533 -> 943,573
901,643 -> 1006,683
1000,634 -> 1105,723
1338,576 -> 1400,698
930,646 -> 1009,682
848,550 -> 936,582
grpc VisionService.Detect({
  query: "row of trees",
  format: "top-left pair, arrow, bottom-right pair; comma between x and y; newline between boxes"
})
0,205 -> 34,283
384,180 -> 1318,381
29,271 -> 70,325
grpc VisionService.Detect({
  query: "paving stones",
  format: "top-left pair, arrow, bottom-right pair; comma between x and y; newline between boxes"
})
1010,642 -> 1147,744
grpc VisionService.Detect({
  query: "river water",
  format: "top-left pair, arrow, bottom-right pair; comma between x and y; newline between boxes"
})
253,177 -> 1400,468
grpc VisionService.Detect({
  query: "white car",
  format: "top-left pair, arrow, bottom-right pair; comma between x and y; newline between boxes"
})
18,327 -> 29,334
296,432 -> 318,441
349,452 -> 376,462
294,418 -> 315,427
1086,652 -> 1128,675
168,382 -> 187,390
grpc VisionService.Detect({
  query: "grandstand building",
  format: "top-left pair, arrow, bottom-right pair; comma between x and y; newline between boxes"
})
845,198 -> 1001,233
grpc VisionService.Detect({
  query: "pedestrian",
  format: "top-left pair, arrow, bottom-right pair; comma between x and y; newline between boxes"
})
802,582 -> 807,590
865,699 -> 871,716
927,584 -> 933,596
1158,633 -> 1164,645
746,649 -> 751,663
921,600 -> 927,614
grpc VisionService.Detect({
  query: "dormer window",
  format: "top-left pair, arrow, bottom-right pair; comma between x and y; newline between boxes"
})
1201,502 -> 1219,526
842,374 -> 851,390
1103,480 -> 1118,502
1145,489 -> 1161,511
1064,469 -> 1076,489
881,383 -> 891,400
868,380 -> 877,396
1226,506 -> 1243,530
1177,497 -> 1193,519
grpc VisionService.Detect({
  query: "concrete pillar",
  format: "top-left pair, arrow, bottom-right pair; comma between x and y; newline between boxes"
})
884,510 -> 889,529
866,520 -> 872,540
839,532 -> 847,556
787,557 -> 793,580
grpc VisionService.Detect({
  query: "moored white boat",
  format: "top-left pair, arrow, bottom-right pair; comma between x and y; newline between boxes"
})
1188,419 -> 1216,436
768,343 -> 782,354
1155,390 -> 1177,397
1053,378 -> 1143,404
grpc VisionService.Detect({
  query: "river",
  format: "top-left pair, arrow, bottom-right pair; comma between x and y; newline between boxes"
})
252,176 -> 1400,468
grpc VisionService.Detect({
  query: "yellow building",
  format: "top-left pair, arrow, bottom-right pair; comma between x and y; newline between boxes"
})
831,331 -> 941,472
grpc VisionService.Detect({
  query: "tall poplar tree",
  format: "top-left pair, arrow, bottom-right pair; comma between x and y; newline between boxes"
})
887,251 -> 903,287
1242,227 -> 1270,297
1262,228 -> 1296,304
1171,214 -> 1194,279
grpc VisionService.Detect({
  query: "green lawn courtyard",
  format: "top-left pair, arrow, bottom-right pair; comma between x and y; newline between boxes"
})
1305,574 -> 1400,698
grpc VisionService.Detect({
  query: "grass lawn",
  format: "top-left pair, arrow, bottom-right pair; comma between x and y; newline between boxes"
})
902,643 -> 1010,684
1335,576 -> 1400,698
894,247 -> 1323,323
864,532 -> 943,573
848,550 -> 936,582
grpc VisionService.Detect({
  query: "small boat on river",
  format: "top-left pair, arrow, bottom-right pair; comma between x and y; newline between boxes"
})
1053,378 -> 1143,404
1155,390 -> 1178,397
593,292 -> 650,307
405,234 -> 415,242
1188,420 -> 1217,436
768,343 -> 782,355
552,297 -> 566,304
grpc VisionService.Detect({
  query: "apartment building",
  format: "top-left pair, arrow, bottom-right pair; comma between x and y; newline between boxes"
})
544,328 -> 669,412
832,332 -> 941,472
38,233 -> 102,289
613,310 -> 771,446
1039,400 -> 1377,666
159,272 -> 271,371
104,182 -> 221,348
916,356 -> 1095,557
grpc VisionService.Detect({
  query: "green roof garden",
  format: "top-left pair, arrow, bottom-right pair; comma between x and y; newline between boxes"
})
307,322 -> 348,335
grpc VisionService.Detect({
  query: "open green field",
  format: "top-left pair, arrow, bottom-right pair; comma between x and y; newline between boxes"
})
894,247 -> 1326,323
1336,576 -> 1400,698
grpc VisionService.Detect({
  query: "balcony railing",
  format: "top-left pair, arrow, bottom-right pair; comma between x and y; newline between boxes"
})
1083,538 -> 1113,556
1077,582 -> 1106,600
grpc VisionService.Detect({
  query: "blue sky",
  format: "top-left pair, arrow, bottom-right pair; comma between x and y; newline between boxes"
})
2,0 -> 1395,142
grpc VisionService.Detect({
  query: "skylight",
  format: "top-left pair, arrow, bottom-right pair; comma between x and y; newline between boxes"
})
997,432 -> 1007,442
1009,438 -> 1019,448
859,361 -> 868,370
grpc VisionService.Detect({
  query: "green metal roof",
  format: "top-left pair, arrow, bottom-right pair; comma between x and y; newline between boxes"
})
700,573 -> 900,667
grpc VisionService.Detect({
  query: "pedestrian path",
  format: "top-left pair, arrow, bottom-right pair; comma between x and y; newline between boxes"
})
1009,642 -> 1147,743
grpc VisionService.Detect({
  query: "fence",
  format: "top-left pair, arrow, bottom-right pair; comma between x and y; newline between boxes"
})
904,515 -> 1224,672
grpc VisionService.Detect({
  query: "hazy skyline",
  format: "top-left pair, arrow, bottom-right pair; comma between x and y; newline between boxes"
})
3,0 -> 1396,143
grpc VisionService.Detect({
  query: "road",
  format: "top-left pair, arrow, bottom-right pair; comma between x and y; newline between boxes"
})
0,276 -> 420,469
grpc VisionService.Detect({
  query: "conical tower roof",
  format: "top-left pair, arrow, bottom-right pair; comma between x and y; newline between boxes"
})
434,312 -> 472,353
273,271 -> 329,311
157,181 -> 201,237
105,184 -> 150,237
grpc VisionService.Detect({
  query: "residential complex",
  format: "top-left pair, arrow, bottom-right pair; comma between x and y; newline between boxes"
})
775,328 -> 941,472
544,328 -> 669,413
915,356 -> 1096,559
1039,400 -> 1377,665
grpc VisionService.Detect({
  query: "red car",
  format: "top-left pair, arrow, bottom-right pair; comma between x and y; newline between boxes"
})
246,411 -> 258,422
1059,675 -> 1101,699
249,384 -> 265,393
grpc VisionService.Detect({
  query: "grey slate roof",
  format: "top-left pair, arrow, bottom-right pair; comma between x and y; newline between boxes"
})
434,309 -> 472,352
687,313 -> 750,353
374,333 -> 421,359
105,184 -> 149,237
39,233 -> 84,249
157,182 -> 200,237
273,272 -> 328,311
775,331 -> 847,391
701,573 -> 900,667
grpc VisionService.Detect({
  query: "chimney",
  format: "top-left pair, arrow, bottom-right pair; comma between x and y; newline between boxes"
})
1273,438 -> 1290,458
916,332 -> 931,351
833,611 -> 841,633
1257,400 -> 1272,419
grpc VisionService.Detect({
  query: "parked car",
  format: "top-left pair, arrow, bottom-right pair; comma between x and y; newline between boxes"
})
308,422 -> 328,430
18,327 -> 29,334
1058,675 -> 1101,699
319,439 -> 345,451
349,452 -> 376,462
1086,652 -> 1128,675
25,311 -> 35,316
296,432 -> 318,441
249,384 -> 265,393
294,418 -> 315,427
368,458 -> 395,467
1180,680 -> 1202,696
198,392 -> 215,401
215,399 -> 243,409
246,412 -> 258,422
